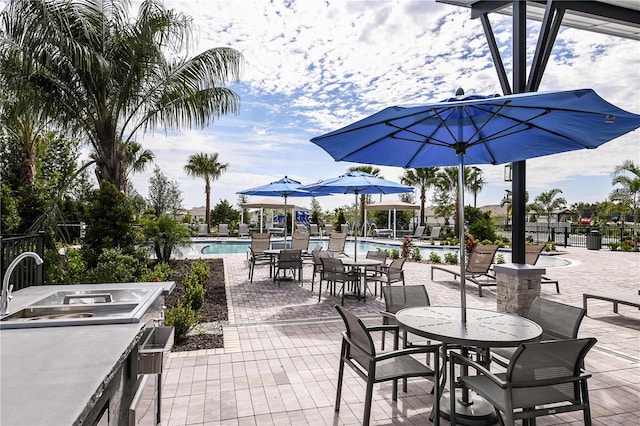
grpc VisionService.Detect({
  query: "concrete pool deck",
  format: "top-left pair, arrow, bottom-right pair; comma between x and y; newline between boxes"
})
161,246 -> 639,425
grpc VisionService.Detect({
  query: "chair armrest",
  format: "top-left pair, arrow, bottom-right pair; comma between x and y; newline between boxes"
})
450,351 -> 507,388
380,311 -> 396,320
366,324 -> 400,333
375,344 -> 441,362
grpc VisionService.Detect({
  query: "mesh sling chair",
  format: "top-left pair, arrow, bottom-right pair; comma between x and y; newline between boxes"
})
320,257 -> 359,304
367,257 -> 406,297
380,285 -> 432,351
450,338 -> 597,426
363,250 -> 388,297
248,233 -> 271,282
525,244 -> 560,293
491,297 -> 587,368
328,232 -> 347,257
334,305 -> 441,426
273,249 -> 303,285
311,247 -> 330,291
431,244 -> 499,297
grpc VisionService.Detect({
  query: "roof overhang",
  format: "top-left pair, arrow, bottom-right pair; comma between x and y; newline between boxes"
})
438,0 -> 640,40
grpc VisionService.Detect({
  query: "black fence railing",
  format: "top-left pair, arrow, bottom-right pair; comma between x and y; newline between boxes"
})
0,233 -> 45,291
496,224 -> 636,250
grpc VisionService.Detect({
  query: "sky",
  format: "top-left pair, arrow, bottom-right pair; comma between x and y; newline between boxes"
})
72,1 -> 640,212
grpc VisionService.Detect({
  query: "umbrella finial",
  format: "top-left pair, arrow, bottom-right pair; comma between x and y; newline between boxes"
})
455,87 -> 465,96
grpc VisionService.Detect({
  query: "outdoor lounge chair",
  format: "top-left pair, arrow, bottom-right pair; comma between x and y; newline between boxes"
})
424,226 -> 441,241
367,257 -> 406,297
320,257 -> 359,304
411,225 -> 425,239
526,244 -> 560,293
340,223 -> 350,235
328,232 -> 347,257
380,285 -> 432,351
490,296 -> 587,368
311,248 -> 330,291
291,231 -> 310,253
430,244 -> 499,297
217,223 -> 230,237
296,223 -> 307,233
372,226 -> 393,238
450,338 -> 597,426
309,223 -> 321,236
324,224 -> 333,236
334,305 -> 441,426
238,223 -> 249,238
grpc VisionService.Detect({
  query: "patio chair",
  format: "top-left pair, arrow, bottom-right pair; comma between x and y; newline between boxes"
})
450,338 -> 597,426
324,223 -> 334,236
320,257 -> 359,304
424,226 -> 441,241
364,250 -> 388,296
328,232 -> 347,257
273,249 -> 303,285
411,225 -> 426,239
491,296 -> 586,368
334,305 -> 441,426
430,244 -> 499,297
340,223 -> 350,235
296,223 -> 307,233
309,223 -> 321,236
380,285 -> 432,351
238,223 -> 249,238
291,231 -> 310,253
248,233 -> 271,282
526,244 -> 560,293
367,257 -> 406,297
311,248 -> 330,291
217,223 -> 230,237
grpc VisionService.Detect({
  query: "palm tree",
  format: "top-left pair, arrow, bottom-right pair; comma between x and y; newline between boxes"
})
531,188 -> 567,239
401,167 -> 438,226
348,165 -> 381,235
123,142 -> 155,196
468,166 -> 486,207
435,166 -> 475,235
185,153 -> 228,233
611,160 -> 639,249
0,0 -> 244,192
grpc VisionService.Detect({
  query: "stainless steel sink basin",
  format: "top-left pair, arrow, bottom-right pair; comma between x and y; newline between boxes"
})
1,303 -> 139,322
0,286 -> 164,329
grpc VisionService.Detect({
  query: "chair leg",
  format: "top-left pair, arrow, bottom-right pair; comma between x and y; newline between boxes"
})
363,379 -> 374,426
335,341 -> 346,412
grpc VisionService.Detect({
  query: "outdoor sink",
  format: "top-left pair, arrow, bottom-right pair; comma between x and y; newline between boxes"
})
0,286 -> 164,329
1,303 -> 139,322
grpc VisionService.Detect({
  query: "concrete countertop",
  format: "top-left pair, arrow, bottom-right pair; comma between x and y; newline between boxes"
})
0,282 -> 175,425
0,323 -> 144,425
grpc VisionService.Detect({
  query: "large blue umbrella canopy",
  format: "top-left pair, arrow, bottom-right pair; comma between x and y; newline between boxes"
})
311,88 -> 640,322
238,176 -> 312,241
301,170 -> 413,259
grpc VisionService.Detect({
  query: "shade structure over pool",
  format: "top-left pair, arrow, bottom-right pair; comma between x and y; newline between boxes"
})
365,200 -> 420,239
310,88 -> 640,322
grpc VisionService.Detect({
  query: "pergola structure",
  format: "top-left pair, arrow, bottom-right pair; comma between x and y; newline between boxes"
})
437,0 -> 640,263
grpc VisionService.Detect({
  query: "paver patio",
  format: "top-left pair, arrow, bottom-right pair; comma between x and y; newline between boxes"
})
162,243 -> 639,425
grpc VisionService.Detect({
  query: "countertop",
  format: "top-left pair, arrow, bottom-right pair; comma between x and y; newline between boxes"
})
0,282 -> 175,425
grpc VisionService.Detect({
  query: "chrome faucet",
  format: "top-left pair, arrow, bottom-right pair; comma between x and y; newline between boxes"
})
1,252 -> 44,316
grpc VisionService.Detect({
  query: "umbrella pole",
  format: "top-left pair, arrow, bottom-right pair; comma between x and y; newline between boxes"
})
284,196 -> 288,247
354,192 -> 358,260
393,209 -> 397,239
458,154 -> 467,324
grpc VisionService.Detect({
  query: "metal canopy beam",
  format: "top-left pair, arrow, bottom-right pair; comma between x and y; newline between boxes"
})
526,0 -> 564,92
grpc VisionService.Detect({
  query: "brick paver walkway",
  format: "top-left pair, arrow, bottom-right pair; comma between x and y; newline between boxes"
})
161,243 -> 639,425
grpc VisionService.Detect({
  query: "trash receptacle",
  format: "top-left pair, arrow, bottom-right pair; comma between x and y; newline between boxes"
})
586,230 -> 601,250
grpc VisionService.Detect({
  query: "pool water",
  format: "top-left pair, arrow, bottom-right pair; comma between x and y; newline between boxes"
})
179,239 -> 568,267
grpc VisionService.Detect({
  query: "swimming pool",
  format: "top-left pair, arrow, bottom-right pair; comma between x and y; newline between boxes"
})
179,239 -> 569,267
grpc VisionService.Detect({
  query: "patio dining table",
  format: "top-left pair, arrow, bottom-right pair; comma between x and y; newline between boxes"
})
396,306 -> 542,425
339,257 -> 382,302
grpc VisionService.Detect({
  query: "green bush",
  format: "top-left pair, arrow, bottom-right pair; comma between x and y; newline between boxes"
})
390,248 -> 400,259
608,242 -> 620,251
139,262 -> 172,282
183,281 -> 205,311
83,248 -> 142,283
621,242 -> 633,251
412,248 -> 422,262
190,260 -> 211,287
496,254 -> 506,264
164,301 -> 200,342
140,215 -> 192,262
429,252 -> 442,264
444,252 -> 458,265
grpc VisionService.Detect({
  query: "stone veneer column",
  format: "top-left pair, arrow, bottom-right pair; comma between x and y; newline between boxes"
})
493,264 -> 545,316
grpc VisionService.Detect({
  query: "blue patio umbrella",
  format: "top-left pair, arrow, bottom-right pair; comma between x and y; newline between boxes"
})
300,170 -> 413,260
310,88 -> 640,322
238,176 -> 312,243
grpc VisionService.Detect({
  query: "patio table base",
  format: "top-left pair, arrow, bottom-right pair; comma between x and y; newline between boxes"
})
439,390 -> 498,425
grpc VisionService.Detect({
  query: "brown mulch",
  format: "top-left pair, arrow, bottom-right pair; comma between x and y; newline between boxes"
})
165,258 -> 227,352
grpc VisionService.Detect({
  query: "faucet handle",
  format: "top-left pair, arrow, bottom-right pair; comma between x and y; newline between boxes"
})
7,285 -> 13,302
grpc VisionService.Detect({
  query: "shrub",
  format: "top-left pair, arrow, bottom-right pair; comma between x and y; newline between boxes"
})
608,242 -> 620,251
139,262 -> 172,282
444,252 -> 458,265
390,248 -> 400,259
429,252 -> 442,264
183,280 -> 205,311
401,236 -> 413,258
621,242 -> 633,251
140,215 -> 192,262
496,254 -> 506,264
83,248 -> 142,283
412,248 -> 422,262
164,301 -> 200,342
190,260 -> 211,287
